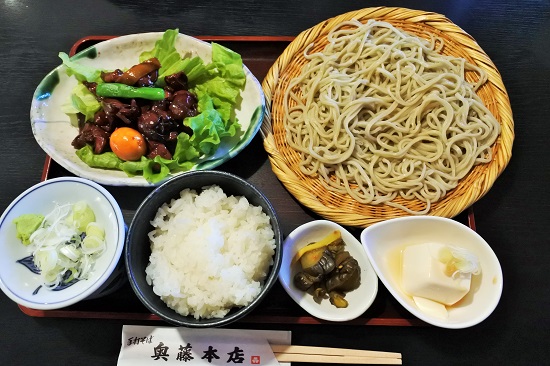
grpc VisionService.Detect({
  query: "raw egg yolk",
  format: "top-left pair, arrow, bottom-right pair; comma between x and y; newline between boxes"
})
109,127 -> 147,161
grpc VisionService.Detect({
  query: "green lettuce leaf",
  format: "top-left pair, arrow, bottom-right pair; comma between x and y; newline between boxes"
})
139,28 -> 183,84
194,84 -> 236,124
172,132 -> 201,163
69,83 -> 102,121
120,153 -> 195,183
60,101 -> 80,127
185,102 -> 224,156
139,28 -> 180,64
76,146 -> 180,184
121,157 -> 171,184
59,52 -> 102,83
76,145 -> 123,170
189,43 -> 245,135
138,28 -> 214,85
59,53 -> 102,122
143,159 -> 171,183
210,42 -> 246,88
158,56 -> 207,85
118,157 -> 149,177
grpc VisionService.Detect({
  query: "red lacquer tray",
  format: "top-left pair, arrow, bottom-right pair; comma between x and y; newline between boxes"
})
19,35 -> 477,326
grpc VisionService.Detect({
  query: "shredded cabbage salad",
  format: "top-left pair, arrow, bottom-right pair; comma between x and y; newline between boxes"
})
19,201 -> 106,289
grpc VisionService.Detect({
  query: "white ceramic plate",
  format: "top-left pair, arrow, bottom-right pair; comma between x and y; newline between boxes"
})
30,32 -> 265,186
0,177 -> 125,310
279,220 -> 378,322
361,216 -> 503,329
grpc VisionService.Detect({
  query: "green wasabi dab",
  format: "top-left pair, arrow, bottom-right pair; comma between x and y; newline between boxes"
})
13,214 -> 44,245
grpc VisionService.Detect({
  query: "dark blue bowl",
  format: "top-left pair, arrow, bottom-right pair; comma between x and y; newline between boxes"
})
125,170 -> 282,327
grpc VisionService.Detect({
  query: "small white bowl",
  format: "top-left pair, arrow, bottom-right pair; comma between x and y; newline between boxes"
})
361,216 -> 503,329
279,220 -> 378,322
0,177 -> 125,310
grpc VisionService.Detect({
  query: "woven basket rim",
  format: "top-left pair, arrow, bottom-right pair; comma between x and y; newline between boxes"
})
261,7 -> 514,228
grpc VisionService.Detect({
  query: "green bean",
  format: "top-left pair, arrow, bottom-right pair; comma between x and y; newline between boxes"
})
95,83 -> 166,100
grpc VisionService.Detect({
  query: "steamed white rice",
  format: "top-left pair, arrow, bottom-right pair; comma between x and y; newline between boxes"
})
145,184 -> 276,319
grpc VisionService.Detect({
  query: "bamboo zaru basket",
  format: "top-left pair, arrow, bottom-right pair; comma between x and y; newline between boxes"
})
260,7 -> 514,228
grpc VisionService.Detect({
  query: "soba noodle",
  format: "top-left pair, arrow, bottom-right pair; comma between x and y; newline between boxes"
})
283,19 -> 500,214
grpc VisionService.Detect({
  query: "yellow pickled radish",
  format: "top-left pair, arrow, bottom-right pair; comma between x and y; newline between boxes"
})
291,230 -> 341,265
299,247 -> 326,270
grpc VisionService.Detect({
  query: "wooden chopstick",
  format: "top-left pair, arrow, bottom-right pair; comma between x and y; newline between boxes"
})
271,344 -> 401,358
271,345 -> 402,365
274,353 -> 402,364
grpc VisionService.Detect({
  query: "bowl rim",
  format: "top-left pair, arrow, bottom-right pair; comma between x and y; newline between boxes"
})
360,215 -> 503,329
124,170 -> 283,327
0,176 -> 126,310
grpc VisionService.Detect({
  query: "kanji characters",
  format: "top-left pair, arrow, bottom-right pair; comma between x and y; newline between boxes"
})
201,345 -> 221,363
176,343 -> 194,362
145,341 -> 257,363
227,347 -> 245,363
151,342 -> 170,361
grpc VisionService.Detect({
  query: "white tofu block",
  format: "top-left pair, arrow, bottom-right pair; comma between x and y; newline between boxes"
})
402,243 -> 471,306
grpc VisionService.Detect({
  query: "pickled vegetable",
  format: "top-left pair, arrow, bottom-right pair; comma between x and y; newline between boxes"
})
292,230 -> 361,308
299,247 -> 326,270
329,291 -> 348,308
292,230 -> 341,265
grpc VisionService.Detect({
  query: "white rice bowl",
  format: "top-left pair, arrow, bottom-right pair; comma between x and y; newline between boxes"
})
145,185 -> 276,319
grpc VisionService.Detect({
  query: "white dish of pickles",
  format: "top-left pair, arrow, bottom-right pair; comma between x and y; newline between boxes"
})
278,220 -> 378,322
